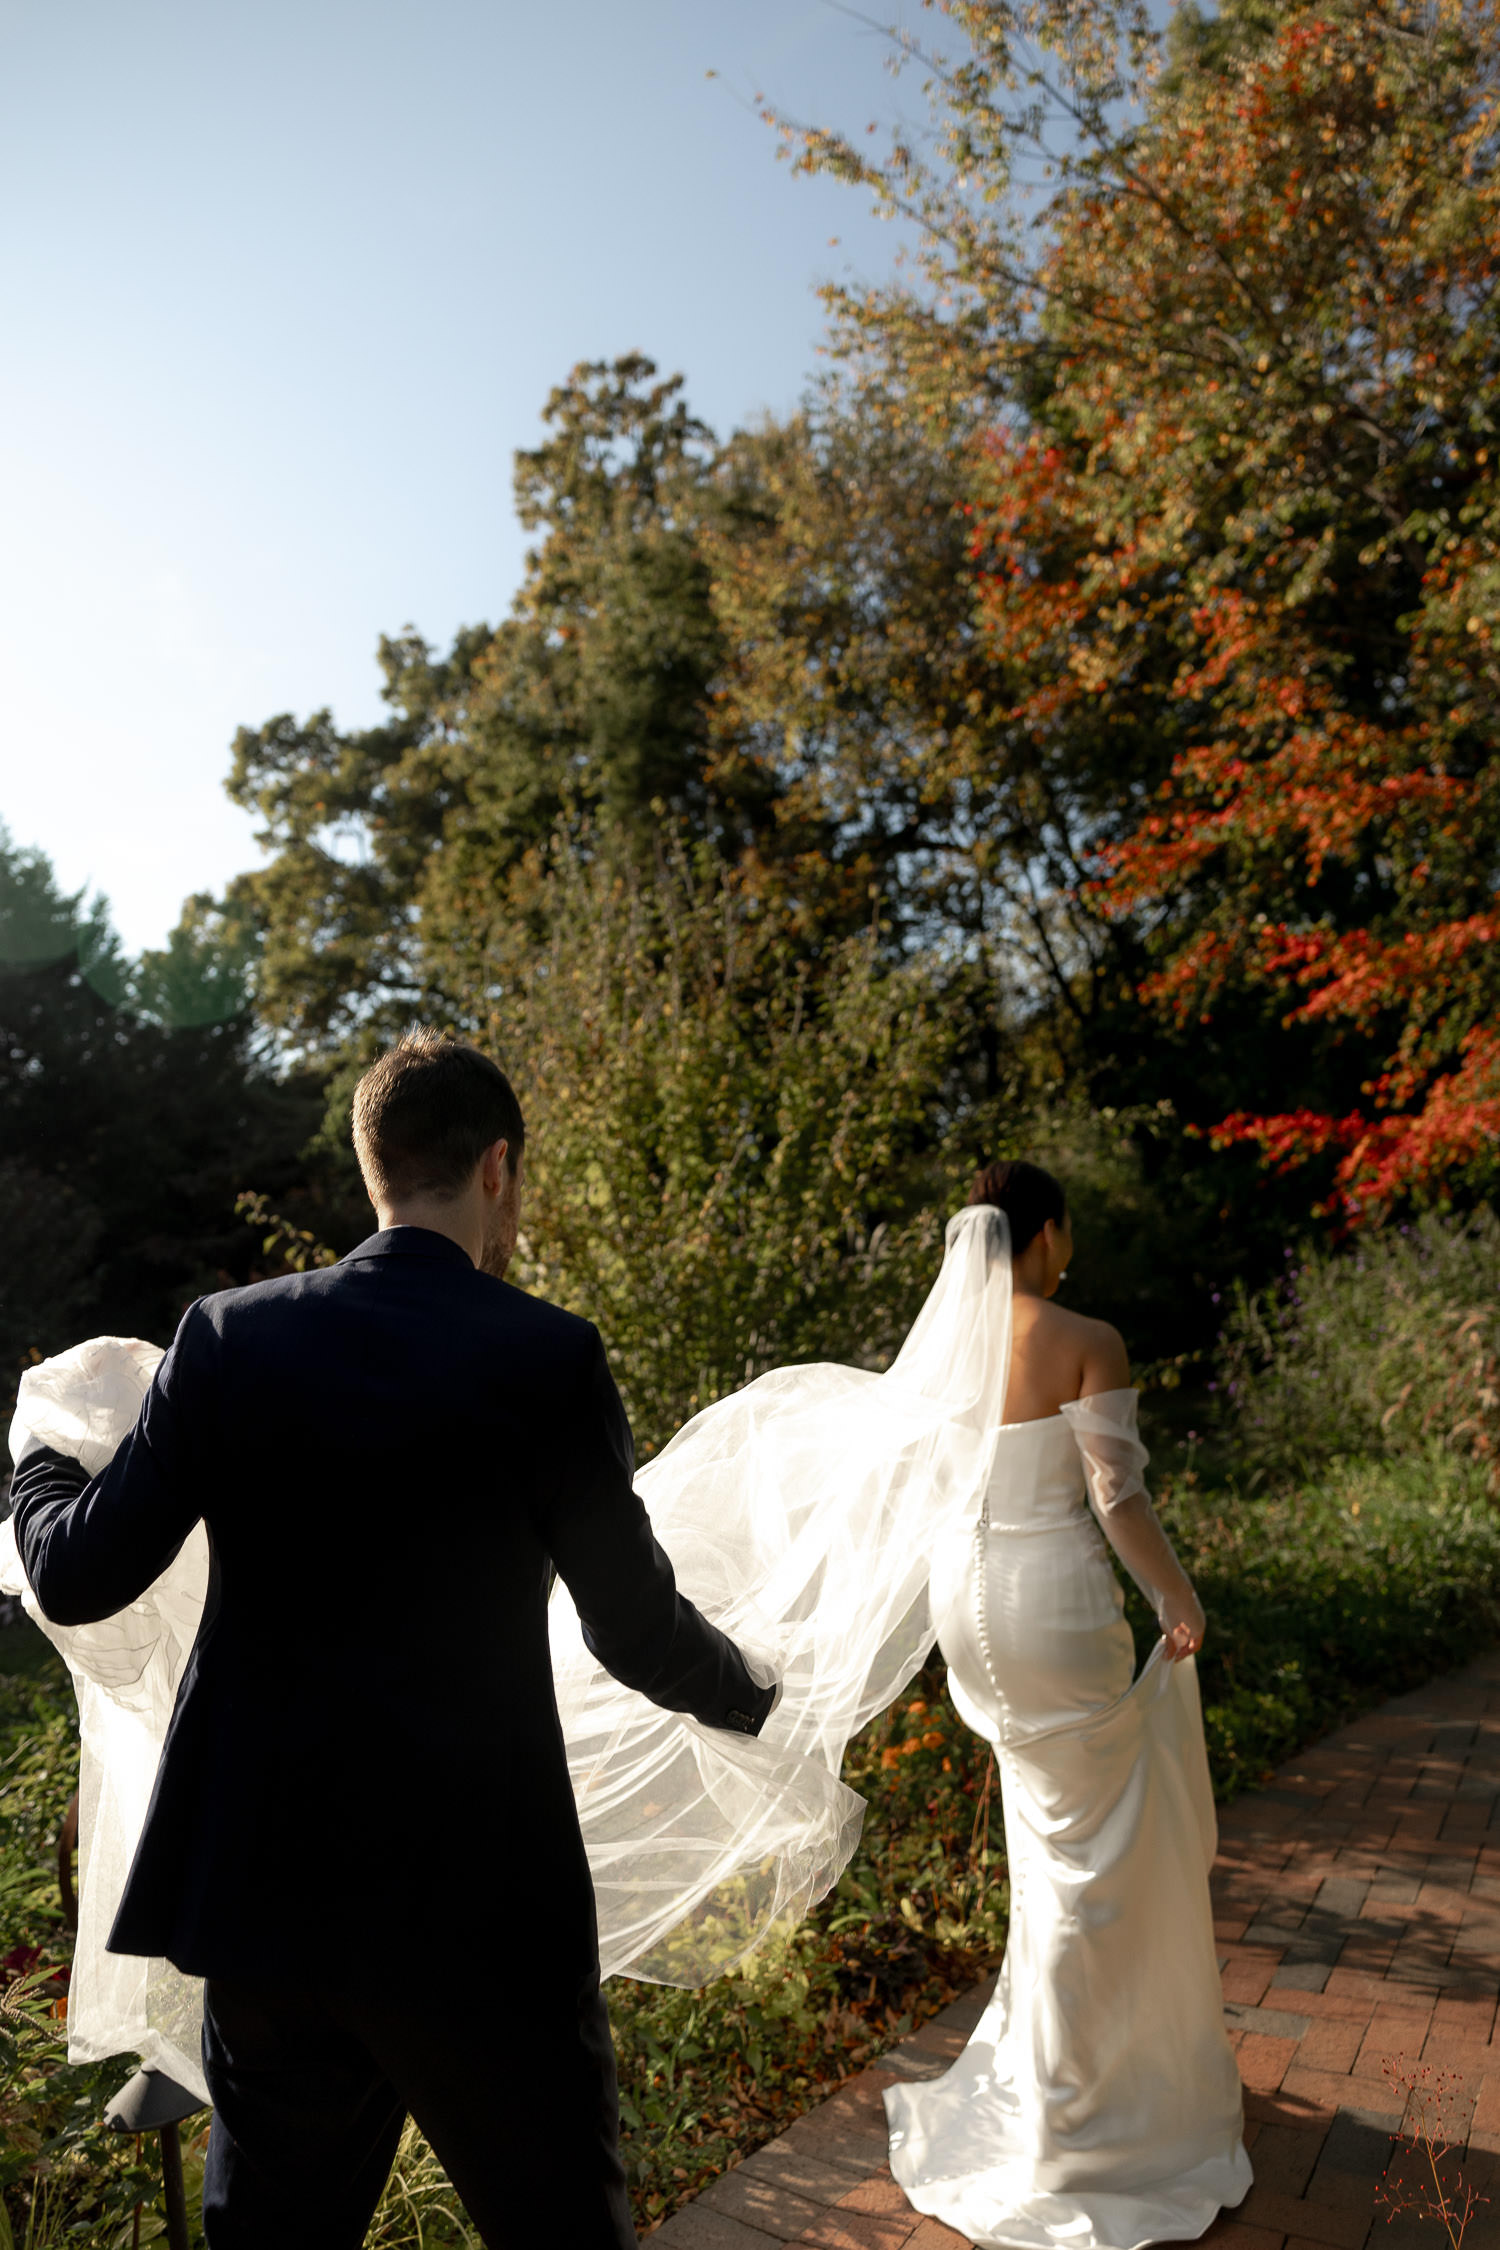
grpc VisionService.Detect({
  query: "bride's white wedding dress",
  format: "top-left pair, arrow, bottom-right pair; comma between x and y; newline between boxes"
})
887,1405 -> 1251,2248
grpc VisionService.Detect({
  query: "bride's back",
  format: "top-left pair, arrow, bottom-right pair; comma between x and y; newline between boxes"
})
1002,1294 -> 1128,1425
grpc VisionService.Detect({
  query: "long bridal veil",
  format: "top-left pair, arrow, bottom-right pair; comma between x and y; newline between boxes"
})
553,1203 -> 1012,1980
0,1205 -> 1013,2092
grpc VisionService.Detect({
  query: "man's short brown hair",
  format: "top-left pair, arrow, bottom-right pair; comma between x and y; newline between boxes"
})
352,1029 -> 524,1204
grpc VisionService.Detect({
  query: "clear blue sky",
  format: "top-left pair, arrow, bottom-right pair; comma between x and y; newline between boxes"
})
0,0 -> 914,952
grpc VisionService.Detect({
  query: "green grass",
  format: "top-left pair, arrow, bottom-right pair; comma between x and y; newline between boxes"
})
5,1446 -> 1500,2243
1169,1448 -> 1500,1797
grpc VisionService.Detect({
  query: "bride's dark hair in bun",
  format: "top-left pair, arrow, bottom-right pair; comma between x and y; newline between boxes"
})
968,1159 -> 1066,1256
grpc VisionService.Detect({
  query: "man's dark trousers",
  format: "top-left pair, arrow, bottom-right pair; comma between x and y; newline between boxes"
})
11,1228 -> 775,2248
200,1955 -> 632,2247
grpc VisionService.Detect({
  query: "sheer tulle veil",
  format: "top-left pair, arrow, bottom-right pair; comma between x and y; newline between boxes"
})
554,1200 -> 1014,1979
0,1203 -> 1014,2087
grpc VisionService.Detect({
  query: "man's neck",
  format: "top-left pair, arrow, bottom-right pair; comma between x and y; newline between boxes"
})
374,1200 -> 482,1266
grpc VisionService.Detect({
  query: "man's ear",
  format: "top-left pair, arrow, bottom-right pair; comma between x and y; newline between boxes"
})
481,1137 -> 510,1195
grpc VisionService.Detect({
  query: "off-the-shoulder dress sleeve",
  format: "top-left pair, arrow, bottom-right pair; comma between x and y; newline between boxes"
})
1059,1387 -> 1150,1511
1060,1389 -> 1203,1637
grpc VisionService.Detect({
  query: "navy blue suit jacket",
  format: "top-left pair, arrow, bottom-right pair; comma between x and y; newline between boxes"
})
11,1228 -> 773,1984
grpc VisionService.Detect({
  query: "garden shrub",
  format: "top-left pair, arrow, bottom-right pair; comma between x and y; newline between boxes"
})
1161,1449 -> 1500,1797
1215,1210 -> 1500,1490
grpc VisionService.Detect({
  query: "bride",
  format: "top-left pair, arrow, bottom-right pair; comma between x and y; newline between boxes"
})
883,1159 -> 1250,2247
3,1156 -> 1248,2248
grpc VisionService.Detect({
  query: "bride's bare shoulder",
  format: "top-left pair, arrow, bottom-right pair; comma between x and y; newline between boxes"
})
1024,1300 -> 1130,1389
1075,1310 -> 1130,1391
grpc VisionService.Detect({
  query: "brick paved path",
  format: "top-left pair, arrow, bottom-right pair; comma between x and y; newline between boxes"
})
648,1650 -> 1500,2250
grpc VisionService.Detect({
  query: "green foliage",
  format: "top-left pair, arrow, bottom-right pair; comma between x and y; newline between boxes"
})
478,828 -> 1236,1444
481,354 -> 732,847
0,1666 -> 75,1954
232,1192 -> 339,1277
1182,1451 -> 1500,1796
1216,1212 -> 1500,1489
705,394 -> 1003,952
127,906 -> 256,1033
364,2124 -> 482,2249
487,833 -> 976,1450
0,1166 -> 101,1415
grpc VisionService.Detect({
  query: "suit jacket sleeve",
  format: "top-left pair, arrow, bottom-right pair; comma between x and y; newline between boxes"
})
10,1310 -> 207,1628
536,1324 -> 775,1736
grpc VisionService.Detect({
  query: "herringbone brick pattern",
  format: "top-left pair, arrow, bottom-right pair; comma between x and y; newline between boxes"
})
647,1651 -> 1500,2248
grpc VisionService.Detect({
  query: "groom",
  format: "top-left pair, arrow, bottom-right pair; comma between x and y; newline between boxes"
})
10,1029 -> 777,2248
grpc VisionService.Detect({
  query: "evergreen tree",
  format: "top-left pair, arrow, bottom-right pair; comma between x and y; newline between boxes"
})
0,830 -> 328,1406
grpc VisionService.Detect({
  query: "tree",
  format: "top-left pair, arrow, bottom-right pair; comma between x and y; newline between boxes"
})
764,3 -> 1281,1104
0,831 -> 328,1407
473,829 -> 972,1449
450,817 -> 1201,1438
221,357 -> 800,1052
217,343 -> 1137,1064
787,0 -> 1500,1217
1081,2 -> 1500,1215
708,391 -> 1062,981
